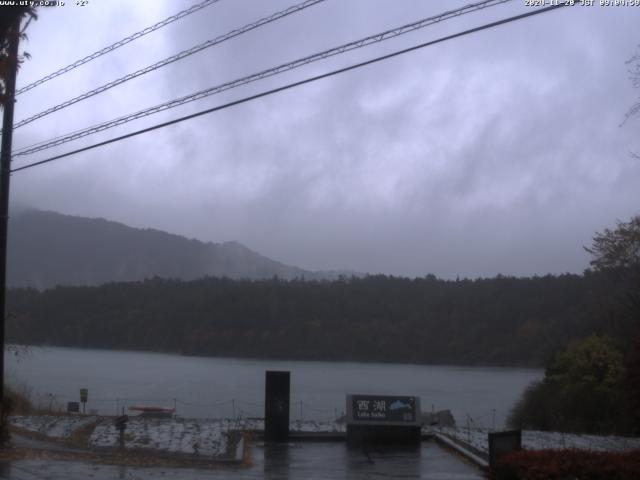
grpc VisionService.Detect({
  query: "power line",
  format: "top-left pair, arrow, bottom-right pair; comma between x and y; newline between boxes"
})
13,0 -> 326,130
13,0 -> 512,157
15,0 -> 222,96
11,2 -> 572,174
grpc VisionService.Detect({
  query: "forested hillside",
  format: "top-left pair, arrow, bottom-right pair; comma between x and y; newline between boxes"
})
6,273 -> 620,366
7,210 -> 352,288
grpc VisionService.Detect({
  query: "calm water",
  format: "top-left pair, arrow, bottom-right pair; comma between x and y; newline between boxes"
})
5,346 -> 542,428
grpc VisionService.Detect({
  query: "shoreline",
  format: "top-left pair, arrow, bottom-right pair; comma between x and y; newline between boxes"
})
4,343 -> 546,370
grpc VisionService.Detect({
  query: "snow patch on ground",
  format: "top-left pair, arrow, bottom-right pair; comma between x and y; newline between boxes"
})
89,417 -> 228,456
10,415 -> 97,439
239,418 -> 344,433
10,414 -> 344,457
14,415 -> 638,457
428,426 -> 640,453
10,415 -> 230,457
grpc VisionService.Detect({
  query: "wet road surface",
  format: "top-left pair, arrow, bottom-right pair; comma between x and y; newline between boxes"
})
0,440 -> 484,479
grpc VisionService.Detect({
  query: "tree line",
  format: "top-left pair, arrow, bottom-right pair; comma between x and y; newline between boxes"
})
5,271 -> 629,367
508,216 -> 640,434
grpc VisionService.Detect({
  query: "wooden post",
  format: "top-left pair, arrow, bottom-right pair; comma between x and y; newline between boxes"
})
0,15 -> 21,428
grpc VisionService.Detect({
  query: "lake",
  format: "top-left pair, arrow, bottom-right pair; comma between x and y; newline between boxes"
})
5,346 -> 542,428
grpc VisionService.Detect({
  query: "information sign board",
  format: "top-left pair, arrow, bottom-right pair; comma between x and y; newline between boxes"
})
348,395 -> 418,424
346,394 -> 421,447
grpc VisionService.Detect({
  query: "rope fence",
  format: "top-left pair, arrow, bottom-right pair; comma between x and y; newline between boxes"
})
22,391 -> 348,424
22,391 -> 524,438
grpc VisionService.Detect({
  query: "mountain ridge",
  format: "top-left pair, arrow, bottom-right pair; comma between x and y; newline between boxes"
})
7,209 -> 357,289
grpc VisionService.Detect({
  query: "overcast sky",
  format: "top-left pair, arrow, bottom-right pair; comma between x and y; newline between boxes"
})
7,0 -> 640,278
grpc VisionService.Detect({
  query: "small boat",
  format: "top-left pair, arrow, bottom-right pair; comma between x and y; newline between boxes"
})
128,405 -> 176,418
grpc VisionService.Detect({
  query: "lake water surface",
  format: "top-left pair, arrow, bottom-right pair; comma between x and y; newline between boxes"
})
5,346 -> 542,428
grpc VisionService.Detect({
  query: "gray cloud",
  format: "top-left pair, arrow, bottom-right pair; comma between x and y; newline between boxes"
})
8,0 -> 640,278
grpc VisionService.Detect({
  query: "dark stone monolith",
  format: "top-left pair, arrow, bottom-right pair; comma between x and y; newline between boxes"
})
264,370 -> 290,442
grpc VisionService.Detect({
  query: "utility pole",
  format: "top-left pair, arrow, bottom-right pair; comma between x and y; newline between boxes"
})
0,15 -> 22,413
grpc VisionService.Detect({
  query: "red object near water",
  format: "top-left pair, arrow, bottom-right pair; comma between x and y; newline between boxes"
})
128,405 -> 175,417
